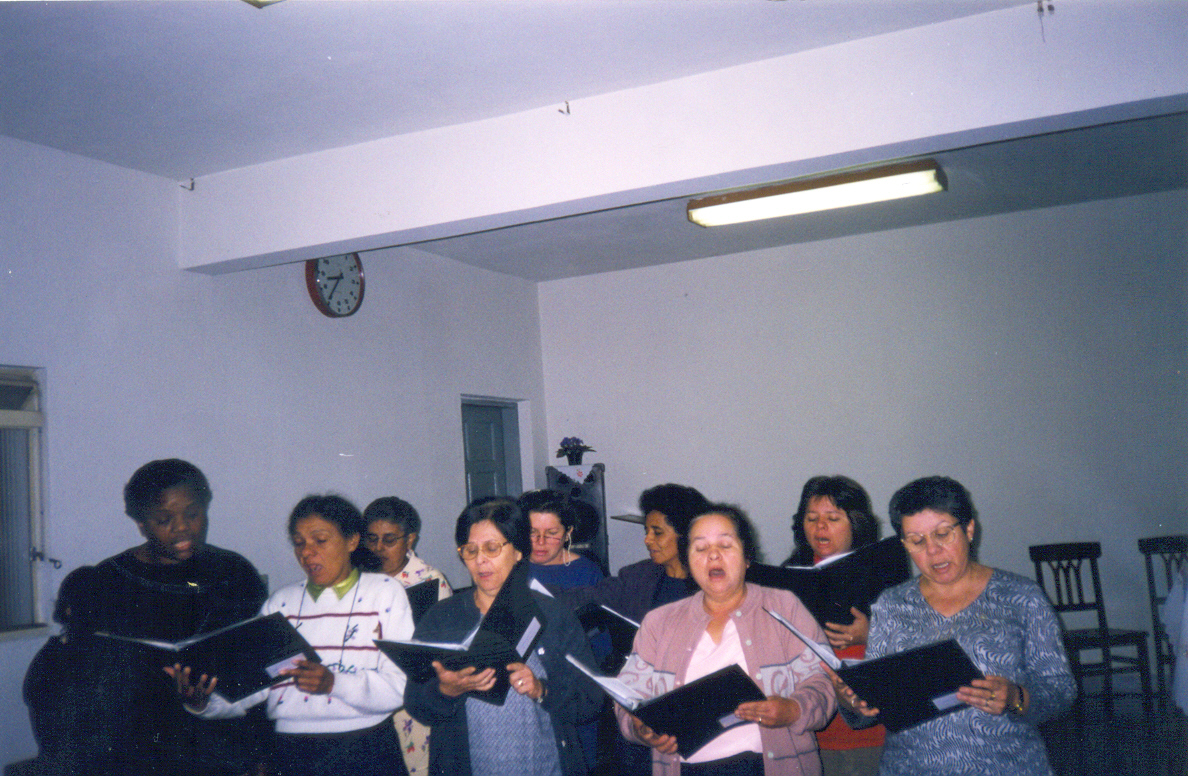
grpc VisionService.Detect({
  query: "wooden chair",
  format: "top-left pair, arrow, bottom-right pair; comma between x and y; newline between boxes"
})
1029,541 -> 1153,721
1138,534 -> 1188,713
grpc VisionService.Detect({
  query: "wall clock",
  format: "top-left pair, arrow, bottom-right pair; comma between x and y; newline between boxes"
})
305,253 -> 365,318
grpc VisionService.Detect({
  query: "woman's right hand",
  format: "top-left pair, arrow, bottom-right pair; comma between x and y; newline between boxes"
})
163,664 -> 216,712
824,608 -> 869,650
431,660 -> 497,698
627,711 -> 679,755
821,663 -> 879,718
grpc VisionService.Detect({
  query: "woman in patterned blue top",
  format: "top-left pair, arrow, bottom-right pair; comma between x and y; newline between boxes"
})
831,476 -> 1074,776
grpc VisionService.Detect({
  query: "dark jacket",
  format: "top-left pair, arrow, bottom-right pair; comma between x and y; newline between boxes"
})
25,546 -> 269,776
558,558 -> 696,624
404,585 -> 603,776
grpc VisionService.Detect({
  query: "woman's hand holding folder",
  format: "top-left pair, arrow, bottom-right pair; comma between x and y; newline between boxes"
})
431,660 -> 497,697
735,696 -> 802,728
820,663 -> 880,719
164,663 -> 218,712
626,712 -> 679,755
823,607 -> 869,650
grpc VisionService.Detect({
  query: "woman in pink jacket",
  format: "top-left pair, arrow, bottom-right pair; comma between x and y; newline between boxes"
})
616,503 -> 835,776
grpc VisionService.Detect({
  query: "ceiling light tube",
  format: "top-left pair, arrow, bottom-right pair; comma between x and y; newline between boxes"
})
687,159 -> 945,227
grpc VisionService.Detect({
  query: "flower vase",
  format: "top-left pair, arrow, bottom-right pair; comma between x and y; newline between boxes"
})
565,452 -> 584,465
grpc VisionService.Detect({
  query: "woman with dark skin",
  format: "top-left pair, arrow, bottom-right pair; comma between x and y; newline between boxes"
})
24,459 -> 269,776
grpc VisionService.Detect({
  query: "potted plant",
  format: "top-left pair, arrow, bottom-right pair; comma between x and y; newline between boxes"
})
556,437 -> 595,466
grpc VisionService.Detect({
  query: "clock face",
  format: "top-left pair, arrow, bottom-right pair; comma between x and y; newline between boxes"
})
305,253 -> 365,318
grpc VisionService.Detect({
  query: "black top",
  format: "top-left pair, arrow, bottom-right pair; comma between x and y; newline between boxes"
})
25,545 -> 268,776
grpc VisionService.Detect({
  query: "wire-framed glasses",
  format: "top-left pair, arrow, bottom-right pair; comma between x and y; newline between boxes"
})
365,532 -> 406,548
901,522 -> 963,552
458,540 -> 510,560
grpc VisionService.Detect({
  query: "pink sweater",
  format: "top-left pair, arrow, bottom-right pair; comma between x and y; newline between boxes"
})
615,584 -> 834,776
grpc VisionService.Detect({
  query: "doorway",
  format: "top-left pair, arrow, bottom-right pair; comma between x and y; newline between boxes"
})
460,399 -> 522,502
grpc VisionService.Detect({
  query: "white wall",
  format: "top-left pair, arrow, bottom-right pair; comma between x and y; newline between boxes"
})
0,137 -> 546,762
539,190 -> 1187,645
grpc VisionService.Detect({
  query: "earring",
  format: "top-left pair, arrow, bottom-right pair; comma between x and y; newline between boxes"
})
563,535 -> 572,566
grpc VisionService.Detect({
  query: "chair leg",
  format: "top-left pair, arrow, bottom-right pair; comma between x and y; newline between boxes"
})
1137,639 -> 1154,723
1102,645 -> 1115,719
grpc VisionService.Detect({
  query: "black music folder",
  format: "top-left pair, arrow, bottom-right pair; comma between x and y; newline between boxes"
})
575,601 -> 639,672
375,563 -> 545,705
403,578 -> 440,624
765,608 -> 984,732
567,655 -> 766,758
747,537 -> 911,627
97,611 -> 319,702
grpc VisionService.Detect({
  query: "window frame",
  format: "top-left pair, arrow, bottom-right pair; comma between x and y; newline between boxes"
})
0,366 -> 49,639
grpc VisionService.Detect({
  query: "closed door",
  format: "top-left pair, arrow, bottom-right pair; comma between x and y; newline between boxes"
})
461,401 -> 520,501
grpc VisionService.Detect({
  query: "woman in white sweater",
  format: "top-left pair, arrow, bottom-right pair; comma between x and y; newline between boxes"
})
168,494 -> 414,776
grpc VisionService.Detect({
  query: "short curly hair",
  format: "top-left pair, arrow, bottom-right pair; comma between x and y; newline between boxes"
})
123,459 -> 212,523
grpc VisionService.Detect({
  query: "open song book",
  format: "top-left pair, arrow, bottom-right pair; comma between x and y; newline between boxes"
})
765,608 -> 984,732
746,537 -> 912,628
566,654 -> 765,758
374,563 -> 546,705
96,611 -> 319,702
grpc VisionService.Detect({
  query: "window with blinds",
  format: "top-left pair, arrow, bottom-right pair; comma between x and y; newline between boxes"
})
0,367 -> 45,632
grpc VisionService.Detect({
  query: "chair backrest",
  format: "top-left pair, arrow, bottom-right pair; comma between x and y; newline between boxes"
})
1137,534 -> 1188,647
1030,541 -> 1108,630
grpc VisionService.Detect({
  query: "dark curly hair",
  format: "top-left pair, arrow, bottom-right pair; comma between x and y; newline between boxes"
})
454,496 -> 530,557
123,459 -> 212,523
887,476 -> 976,538
288,494 -> 380,572
784,475 -> 880,566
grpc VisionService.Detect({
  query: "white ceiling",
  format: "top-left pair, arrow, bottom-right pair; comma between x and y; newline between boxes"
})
2,0 -> 1185,280
0,0 -> 1034,180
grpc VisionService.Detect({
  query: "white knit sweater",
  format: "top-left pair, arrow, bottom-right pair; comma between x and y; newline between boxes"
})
199,572 -> 414,735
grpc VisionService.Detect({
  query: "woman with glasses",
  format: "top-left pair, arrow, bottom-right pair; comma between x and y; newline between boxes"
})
829,476 -> 1074,776
404,497 -> 603,776
518,489 -> 606,771
519,489 -> 604,591
364,496 -> 453,776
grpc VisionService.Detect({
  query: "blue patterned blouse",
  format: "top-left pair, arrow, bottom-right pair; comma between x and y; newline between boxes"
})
867,569 -> 1075,776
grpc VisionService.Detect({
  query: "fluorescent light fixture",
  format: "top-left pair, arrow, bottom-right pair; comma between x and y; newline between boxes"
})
687,159 -> 945,227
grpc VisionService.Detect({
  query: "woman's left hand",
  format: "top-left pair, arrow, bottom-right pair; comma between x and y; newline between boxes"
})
283,659 -> 335,695
735,696 -> 801,728
824,608 -> 869,650
956,676 -> 1019,716
507,662 -> 545,701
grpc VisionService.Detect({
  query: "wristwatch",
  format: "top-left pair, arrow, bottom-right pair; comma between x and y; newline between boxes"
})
1007,684 -> 1026,715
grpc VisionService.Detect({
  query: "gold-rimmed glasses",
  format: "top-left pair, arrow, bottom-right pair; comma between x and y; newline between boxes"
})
530,529 -> 565,544
901,522 -> 963,553
458,539 -> 510,560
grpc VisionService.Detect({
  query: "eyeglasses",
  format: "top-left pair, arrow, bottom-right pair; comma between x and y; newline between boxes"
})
365,533 -> 406,548
901,522 -> 963,552
530,530 -> 565,543
457,540 -> 510,560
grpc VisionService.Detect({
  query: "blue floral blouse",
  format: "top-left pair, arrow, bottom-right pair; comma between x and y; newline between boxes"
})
867,569 -> 1075,776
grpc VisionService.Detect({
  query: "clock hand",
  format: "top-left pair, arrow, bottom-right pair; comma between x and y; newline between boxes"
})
326,273 -> 344,299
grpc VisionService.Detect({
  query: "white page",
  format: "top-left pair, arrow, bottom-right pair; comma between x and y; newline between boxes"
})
565,653 -> 645,710
763,608 -> 842,670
